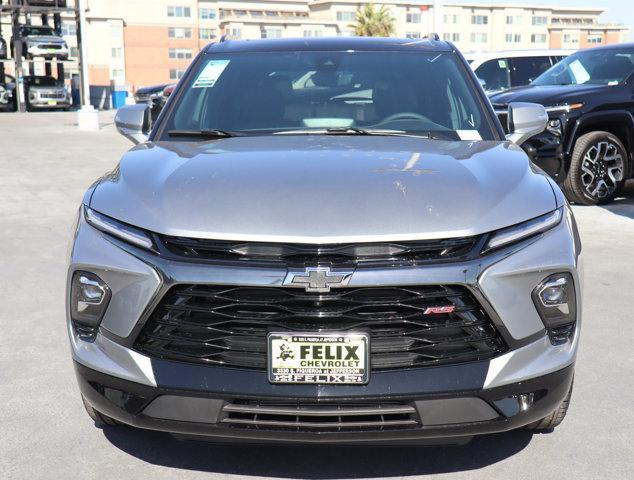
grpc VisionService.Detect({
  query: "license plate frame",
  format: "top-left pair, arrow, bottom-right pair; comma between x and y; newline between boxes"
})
267,332 -> 369,385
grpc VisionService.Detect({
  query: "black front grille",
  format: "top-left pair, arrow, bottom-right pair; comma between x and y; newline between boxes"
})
221,400 -> 420,432
155,236 -> 484,267
134,285 -> 507,370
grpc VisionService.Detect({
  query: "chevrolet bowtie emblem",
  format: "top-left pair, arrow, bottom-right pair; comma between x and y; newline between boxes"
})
283,267 -> 353,293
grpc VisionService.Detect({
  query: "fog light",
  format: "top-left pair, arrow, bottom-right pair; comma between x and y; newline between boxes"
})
70,271 -> 111,341
532,273 -> 576,345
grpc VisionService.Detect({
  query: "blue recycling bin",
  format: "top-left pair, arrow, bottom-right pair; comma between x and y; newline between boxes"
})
111,89 -> 127,109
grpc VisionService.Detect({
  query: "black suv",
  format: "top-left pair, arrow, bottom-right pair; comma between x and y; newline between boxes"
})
490,43 -> 634,205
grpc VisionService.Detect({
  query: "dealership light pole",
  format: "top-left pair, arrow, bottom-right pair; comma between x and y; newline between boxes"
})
76,0 -> 99,130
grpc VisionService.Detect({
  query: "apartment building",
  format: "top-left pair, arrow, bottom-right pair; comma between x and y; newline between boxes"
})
5,1 -> 624,92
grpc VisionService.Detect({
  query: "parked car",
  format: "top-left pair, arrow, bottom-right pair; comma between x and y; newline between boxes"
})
149,83 -> 176,121
491,43 -> 634,205
23,75 -> 71,110
0,74 -> 17,111
69,37 -> 580,444
0,37 -> 7,59
466,49 -> 572,95
133,83 -> 171,104
11,25 -> 69,60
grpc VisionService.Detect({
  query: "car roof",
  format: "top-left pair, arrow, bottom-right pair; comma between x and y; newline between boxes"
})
464,49 -> 574,60
204,36 -> 453,54
579,42 -> 634,52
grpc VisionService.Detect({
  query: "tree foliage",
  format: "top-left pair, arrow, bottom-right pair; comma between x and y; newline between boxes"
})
349,4 -> 395,37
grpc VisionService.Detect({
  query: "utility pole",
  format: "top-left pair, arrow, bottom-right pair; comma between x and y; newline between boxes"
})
76,0 -> 99,130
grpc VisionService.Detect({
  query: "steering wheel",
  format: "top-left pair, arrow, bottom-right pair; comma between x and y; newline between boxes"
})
378,112 -> 430,124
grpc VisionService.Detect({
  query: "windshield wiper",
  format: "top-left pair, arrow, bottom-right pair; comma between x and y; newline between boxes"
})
167,129 -> 238,138
325,127 -> 372,135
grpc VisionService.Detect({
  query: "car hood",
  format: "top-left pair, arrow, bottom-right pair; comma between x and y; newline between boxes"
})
89,136 -> 557,242
490,83 -> 607,106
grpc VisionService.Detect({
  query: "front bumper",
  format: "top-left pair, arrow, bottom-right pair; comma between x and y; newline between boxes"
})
67,203 -> 582,441
28,95 -> 71,108
76,360 -> 574,444
27,43 -> 69,59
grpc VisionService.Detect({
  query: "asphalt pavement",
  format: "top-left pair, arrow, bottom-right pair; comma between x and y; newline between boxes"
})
1,112 -> 633,479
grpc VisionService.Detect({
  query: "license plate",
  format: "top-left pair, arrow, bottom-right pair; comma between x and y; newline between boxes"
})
47,100 -> 57,106
268,332 -> 369,384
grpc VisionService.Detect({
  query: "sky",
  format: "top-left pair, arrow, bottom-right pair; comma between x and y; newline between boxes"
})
468,0 -> 634,39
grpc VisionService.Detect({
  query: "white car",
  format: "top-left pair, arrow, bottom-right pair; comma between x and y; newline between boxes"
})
466,49 -> 573,94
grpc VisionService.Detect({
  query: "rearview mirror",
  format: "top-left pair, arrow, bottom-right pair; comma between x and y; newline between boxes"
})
506,102 -> 548,145
115,104 -> 151,144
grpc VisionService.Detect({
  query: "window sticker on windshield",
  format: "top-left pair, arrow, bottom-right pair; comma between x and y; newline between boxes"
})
498,59 -> 507,68
192,60 -> 230,88
568,59 -> 590,84
457,130 -> 482,141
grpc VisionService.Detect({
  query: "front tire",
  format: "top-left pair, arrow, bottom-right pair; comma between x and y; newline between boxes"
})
81,394 -> 119,426
562,131 -> 628,205
525,379 -> 573,431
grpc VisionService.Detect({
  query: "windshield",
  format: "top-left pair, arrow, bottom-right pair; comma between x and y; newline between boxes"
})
29,77 -> 58,87
163,51 -> 496,140
532,48 -> 634,86
23,26 -> 55,36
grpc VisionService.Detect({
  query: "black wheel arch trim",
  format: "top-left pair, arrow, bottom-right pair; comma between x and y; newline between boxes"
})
565,110 -> 634,178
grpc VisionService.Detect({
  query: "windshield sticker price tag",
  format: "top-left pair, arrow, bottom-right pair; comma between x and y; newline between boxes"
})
193,60 -> 230,88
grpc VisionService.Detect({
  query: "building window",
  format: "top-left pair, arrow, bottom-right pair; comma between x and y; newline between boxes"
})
61,21 -> 76,36
262,27 -> 282,39
532,15 -> 548,26
506,15 -> 522,25
505,33 -> 521,43
442,32 -> 460,41
228,28 -> 242,39
443,14 -> 459,24
168,27 -> 192,38
69,46 -> 79,58
406,32 -> 421,39
531,33 -> 547,43
109,22 -> 123,38
336,11 -> 356,22
471,15 -> 488,25
199,28 -> 216,39
563,33 -> 579,44
587,34 -> 603,44
111,47 -> 123,59
170,69 -> 185,80
168,48 -> 193,59
167,6 -> 191,18
406,13 -> 421,23
111,68 -> 125,83
470,32 -> 488,42
303,30 -> 323,37
199,7 -> 216,20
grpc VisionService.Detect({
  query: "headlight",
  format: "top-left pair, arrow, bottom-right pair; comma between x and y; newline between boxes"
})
532,272 -> 577,345
546,119 -> 562,137
70,271 -> 111,341
544,103 -> 583,114
84,206 -> 155,250
483,207 -> 563,253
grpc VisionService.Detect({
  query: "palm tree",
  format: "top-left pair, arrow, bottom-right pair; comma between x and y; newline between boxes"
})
349,4 -> 395,37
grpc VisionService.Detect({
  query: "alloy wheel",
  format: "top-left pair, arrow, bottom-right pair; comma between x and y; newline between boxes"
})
580,140 -> 624,200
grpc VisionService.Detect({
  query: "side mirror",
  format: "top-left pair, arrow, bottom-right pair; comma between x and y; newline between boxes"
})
115,104 -> 151,144
506,102 -> 548,145
477,77 -> 487,89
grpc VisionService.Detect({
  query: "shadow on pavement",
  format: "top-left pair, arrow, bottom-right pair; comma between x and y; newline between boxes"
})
102,426 -> 533,478
601,181 -> 634,219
